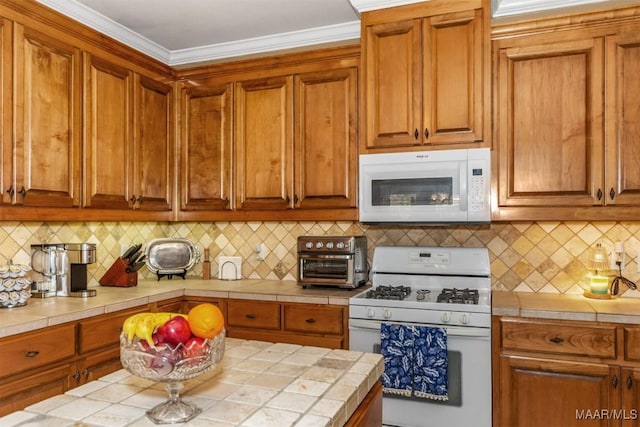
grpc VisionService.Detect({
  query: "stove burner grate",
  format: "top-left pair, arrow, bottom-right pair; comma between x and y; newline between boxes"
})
437,288 -> 479,305
365,285 -> 411,300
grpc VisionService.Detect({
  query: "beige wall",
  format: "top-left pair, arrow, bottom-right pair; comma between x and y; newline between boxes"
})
2,220 -> 639,296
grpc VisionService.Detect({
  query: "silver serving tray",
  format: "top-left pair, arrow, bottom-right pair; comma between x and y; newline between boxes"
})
144,238 -> 200,275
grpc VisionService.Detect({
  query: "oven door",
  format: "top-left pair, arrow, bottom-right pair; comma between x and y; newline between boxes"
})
349,318 -> 491,427
298,254 -> 354,287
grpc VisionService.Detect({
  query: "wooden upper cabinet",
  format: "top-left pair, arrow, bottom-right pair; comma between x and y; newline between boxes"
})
133,75 -> 172,211
13,24 -> 82,207
181,83 -> 233,211
0,18 -> 12,206
235,76 -> 293,210
84,54 -> 133,210
294,68 -> 358,209
362,0 -> 488,152
495,37 -> 604,209
605,31 -> 640,207
492,10 -> 640,221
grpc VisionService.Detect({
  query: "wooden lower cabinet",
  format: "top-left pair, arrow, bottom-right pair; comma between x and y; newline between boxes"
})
494,317 -> 640,427
345,380 -> 383,427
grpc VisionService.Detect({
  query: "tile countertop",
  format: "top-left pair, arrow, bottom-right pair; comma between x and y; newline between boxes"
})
492,291 -> 640,324
0,279 -> 367,339
0,337 -> 384,427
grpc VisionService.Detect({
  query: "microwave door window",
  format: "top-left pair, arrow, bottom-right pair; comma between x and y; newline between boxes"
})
371,177 -> 453,206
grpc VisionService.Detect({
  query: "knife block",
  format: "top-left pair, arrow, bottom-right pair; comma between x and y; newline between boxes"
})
99,257 -> 138,287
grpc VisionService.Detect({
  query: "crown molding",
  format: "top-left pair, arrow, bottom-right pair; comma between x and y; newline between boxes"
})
36,0 -> 360,66
348,0 -> 423,14
169,21 -> 360,66
492,0 -> 608,17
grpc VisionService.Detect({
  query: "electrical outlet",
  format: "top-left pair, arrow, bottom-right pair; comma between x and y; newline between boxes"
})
611,241 -> 625,271
254,243 -> 266,261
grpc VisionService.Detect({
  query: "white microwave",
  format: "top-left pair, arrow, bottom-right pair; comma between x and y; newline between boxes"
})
359,148 -> 491,224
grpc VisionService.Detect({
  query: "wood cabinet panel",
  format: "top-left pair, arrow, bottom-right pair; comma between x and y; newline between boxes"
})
501,318 -> 616,358
294,68 -> 357,209
625,327 -> 640,362
227,299 -> 281,330
181,83 -> 233,211
235,76 -> 293,210
499,355 -> 615,427
84,54 -> 133,209
622,367 -> 640,427
14,24 -> 82,207
283,304 -> 344,335
78,306 -> 147,354
0,323 -> 76,378
0,363 -> 71,416
0,17 -> 12,205
134,75 -> 172,211
605,31 -> 640,207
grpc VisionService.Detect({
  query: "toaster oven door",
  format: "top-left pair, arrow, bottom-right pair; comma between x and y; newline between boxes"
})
298,254 -> 354,287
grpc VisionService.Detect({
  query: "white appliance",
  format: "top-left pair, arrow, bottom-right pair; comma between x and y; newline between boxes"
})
359,147 -> 491,223
349,246 -> 492,427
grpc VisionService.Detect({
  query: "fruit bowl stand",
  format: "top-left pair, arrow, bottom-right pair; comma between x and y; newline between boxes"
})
120,330 -> 225,424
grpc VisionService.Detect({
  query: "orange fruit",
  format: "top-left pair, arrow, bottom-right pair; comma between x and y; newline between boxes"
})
187,303 -> 224,339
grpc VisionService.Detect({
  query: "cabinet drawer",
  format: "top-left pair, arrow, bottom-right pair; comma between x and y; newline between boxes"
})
501,318 -> 616,358
0,323 -> 76,378
227,300 -> 280,330
625,327 -> 640,362
284,304 -> 343,335
78,306 -> 148,353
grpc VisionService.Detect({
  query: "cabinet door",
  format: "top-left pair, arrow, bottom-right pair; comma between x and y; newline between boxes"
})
496,37 -> 604,208
84,54 -> 133,209
0,18 -> 12,205
181,83 -> 233,211
294,68 -> 357,209
235,76 -> 293,210
423,8 -> 483,145
363,18 -> 422,150
605,31 -> 640,207
499,356 -> 616,427
14,24 -> 82,207
621,367 -> 640,427
133,75 -> 172,211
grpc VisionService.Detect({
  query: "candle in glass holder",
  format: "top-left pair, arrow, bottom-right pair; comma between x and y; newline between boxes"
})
589,274 -> 609,295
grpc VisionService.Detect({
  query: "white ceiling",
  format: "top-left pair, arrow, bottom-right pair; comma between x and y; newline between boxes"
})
36,0 -> 620,67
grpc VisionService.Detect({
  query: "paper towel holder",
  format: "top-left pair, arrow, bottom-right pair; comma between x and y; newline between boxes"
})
218,256 -> 241,280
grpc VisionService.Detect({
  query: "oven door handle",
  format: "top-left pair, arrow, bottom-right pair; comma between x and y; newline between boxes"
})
299,254 -> 352,260
349,318 -> 490,338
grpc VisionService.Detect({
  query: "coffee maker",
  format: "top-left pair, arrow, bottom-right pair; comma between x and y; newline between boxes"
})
31,243 -> 97,297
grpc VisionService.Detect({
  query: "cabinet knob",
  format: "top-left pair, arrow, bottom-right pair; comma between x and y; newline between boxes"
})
613,375 -> 618,389
294,195 -> 299,204
627,376 -> 633,390
285,196 -> 290,204
609,188 -> 615,200
549,336 -> 564,344
25,350 -> 40,358
83,368 -> 89,379
414,128 -> 419,139
245,313 -> 256,319
597,189 -> 603,200
424,128 -> 430,139
224,197 -> 229,206
73,371 -> 81,382
18,186 -> 26,198
137,195 -> 143,203
305,318 -> 316,323
6,185 -> 13,197
130,195 -> 137,203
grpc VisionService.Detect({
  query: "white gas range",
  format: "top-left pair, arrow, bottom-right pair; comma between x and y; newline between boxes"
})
349,246 -> 492,427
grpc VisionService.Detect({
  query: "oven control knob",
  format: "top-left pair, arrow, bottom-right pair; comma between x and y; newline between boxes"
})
336,242 -> 345,249
315,242 -> 323,249
366,307 -> 375,318
383,309 -> 392,319
305,242 -> 313,249
460,314 -> 470,325
441,312 -> 451,323
326,242 -> 334,249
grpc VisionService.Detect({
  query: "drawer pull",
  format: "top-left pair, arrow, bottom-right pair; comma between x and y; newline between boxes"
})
613,375 -> 619,389
25,350 -> 40,358
73,371 -> 81,382
549,337 -> 564,344
83,368 -> 89,379
627,376 -> 633,390
305,318 -> 316,323
245,313 -> 256,319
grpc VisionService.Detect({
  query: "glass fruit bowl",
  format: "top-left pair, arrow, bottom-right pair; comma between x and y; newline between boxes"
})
120,330 -> 225,424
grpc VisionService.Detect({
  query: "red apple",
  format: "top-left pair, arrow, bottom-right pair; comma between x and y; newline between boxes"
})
156,316 -> 192,346
182,336 -> 207,359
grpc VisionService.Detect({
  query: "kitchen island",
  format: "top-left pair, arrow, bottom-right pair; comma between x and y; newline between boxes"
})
0,337 -> 383,427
